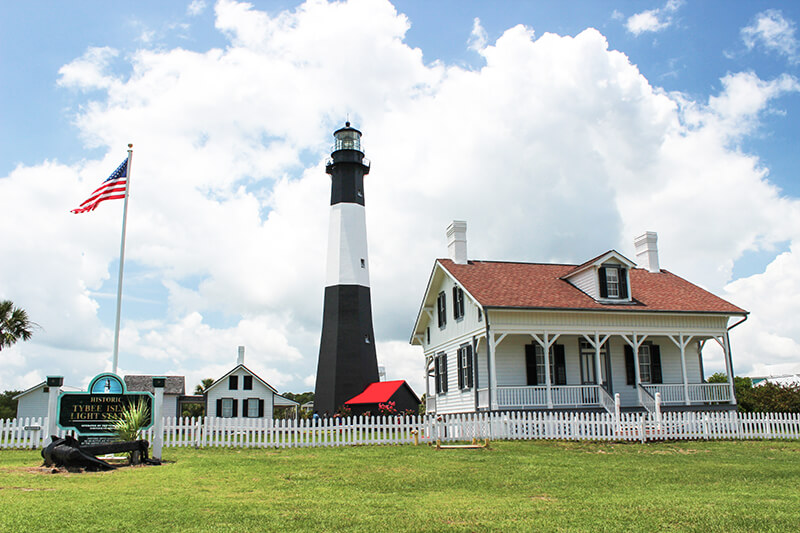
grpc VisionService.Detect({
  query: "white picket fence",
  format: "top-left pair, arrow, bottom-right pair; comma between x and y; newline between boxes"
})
2,411 -> 800,450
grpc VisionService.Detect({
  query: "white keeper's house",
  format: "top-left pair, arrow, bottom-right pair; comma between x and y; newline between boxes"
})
205,346 -> 299,419
410,221 -> 748,415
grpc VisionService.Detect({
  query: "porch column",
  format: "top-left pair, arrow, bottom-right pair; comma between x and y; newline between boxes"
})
544,333 -> 552,409
669,334 -> 692,405
594,333 -> 603,386
489,330 -> 500,410
424,353 -> 431,412
724,332 -> 737,405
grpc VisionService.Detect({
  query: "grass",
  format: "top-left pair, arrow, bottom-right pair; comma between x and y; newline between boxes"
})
1,439 -> 799,532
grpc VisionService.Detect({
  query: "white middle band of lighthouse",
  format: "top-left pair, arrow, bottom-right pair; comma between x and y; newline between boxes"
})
325,202 -> 370,287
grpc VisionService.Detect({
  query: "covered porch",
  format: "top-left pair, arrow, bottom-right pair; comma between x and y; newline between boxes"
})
480,327 -> 737,413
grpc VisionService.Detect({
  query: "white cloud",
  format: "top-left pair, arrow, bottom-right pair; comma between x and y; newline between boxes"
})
468,17 -> 488,52
625,0 -> 683,36
57,47 -> 119,90
187,0 -> 207,17
3,0 -> 800,397
742,9 -> 799,62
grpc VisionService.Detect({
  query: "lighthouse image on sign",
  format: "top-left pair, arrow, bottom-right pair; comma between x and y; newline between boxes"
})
314,123 -> 380,415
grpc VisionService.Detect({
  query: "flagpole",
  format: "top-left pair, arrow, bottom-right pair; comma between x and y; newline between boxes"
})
112,144 -> 133,375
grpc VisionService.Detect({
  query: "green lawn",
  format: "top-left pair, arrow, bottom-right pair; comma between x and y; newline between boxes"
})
1,440 -> 799,532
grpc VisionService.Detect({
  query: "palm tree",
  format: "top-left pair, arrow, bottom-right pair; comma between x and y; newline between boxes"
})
0,300 -> 35,351
194,378 -> 214,395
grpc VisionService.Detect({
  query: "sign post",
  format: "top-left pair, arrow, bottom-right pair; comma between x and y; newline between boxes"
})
46,376 -> 63,443
152,377 -> 166,460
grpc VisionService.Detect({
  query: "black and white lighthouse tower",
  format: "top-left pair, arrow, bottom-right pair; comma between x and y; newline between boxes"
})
314,123 -> 380,415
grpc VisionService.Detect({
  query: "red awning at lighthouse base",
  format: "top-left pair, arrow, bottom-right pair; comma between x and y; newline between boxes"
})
344,380 -> 408,405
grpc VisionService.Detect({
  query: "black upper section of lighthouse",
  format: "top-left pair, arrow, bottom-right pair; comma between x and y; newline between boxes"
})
326,122 -> 370,206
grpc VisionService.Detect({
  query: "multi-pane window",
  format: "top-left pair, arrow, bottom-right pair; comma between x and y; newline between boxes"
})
434,352 -> 448,394
247,398 -> 259,417
638,344 -> 652,383
436,291 -> 447,328
606,267 -> 620,298
453,287 -> 465,320
535,344 -> 556,385
221,398 -> 234,418
457,344 -> 474,390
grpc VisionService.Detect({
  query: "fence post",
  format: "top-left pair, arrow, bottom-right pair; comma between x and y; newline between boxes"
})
45,376 -> 63,444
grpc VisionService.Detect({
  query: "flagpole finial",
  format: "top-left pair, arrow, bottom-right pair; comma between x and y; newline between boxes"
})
128,143 -> 133,149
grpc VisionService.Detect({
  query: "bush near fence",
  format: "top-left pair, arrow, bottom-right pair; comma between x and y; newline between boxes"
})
2,411 -> 799,450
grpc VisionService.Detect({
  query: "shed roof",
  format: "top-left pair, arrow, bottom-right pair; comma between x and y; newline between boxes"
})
345,380 -> 418,405
124,375 -> 186,395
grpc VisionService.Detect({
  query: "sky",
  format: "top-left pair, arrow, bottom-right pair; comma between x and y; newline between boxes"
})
2,0 -> 800,396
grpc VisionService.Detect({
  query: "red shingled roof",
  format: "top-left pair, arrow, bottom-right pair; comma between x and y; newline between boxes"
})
438,259 -> 747,315
345,380 -> 407,405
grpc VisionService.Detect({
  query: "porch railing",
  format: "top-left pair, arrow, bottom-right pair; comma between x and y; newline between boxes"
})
497,385 -> 601,409
477,388 -> 490,409
644,383 -> 732,405
598,386 -> 616,415
425,396 -> 436,413
638,384 -> 657,415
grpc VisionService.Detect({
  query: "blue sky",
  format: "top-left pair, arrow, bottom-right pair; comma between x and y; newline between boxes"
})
2,0 -> 800,394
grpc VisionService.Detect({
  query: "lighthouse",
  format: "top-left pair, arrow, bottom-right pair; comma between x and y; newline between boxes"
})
314,122 -> 380,415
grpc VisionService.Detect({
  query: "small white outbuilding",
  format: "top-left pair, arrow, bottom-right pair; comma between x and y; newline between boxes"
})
204,346 -> 298,419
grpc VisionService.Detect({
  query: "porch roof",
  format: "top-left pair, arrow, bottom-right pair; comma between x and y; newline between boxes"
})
438,259 -> 747,315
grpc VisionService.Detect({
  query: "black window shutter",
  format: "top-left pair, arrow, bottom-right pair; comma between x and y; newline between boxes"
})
229,375 -> 238,390
441,354 -> 447,392
467,346 -> 474,388
243,375 -> 252,390
554,344 -> 567,385
452,287 -> 458,320
525,344 -> 538,386
624,345 -> 635,385
650,345 -> 662,384
619,268 -> 628,299
232,399 -> 238,417
258,399 -> 265,417
598,267 -> 608,298
434,356 -> 441,393
216,399 -> 222,417
243,399 -> 249,417
457,348 -> 464,389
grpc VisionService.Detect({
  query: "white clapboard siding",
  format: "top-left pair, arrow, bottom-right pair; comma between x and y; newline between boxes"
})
3,412 -> 800,449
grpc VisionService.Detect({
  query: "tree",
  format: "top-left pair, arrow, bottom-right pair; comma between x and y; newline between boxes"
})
706,373 -> 754,411
0,300 -> 35,351
0,390 -> 22,419
181,378 -> 214,417
194,378 -> 214,395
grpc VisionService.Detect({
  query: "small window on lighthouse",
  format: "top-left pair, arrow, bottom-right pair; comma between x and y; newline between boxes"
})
360,259 -> 366,268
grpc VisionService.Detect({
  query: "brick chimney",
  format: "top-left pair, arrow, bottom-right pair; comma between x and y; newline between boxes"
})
447,220 -> 468,265
634,232 -> 660,273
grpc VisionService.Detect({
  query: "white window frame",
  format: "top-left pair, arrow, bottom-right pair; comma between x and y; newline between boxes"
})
534,344 -> 555,386
221,398 -> 234,418
639,344 -> 652,384
606,267 -> 620,298
247,398 -> 259,418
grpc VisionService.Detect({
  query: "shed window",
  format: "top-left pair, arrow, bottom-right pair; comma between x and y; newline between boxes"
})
221,398 -> 234,418
247,398 -> 259,417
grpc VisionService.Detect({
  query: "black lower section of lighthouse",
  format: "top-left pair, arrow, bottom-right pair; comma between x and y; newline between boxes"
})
314,122 -> 380,415
315,285 -> 379,415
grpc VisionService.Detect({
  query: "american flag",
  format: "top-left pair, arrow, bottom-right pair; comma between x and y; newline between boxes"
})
71,158 -> 129,214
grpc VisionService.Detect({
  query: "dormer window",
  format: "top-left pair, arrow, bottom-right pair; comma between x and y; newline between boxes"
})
599,265 -> 628,299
